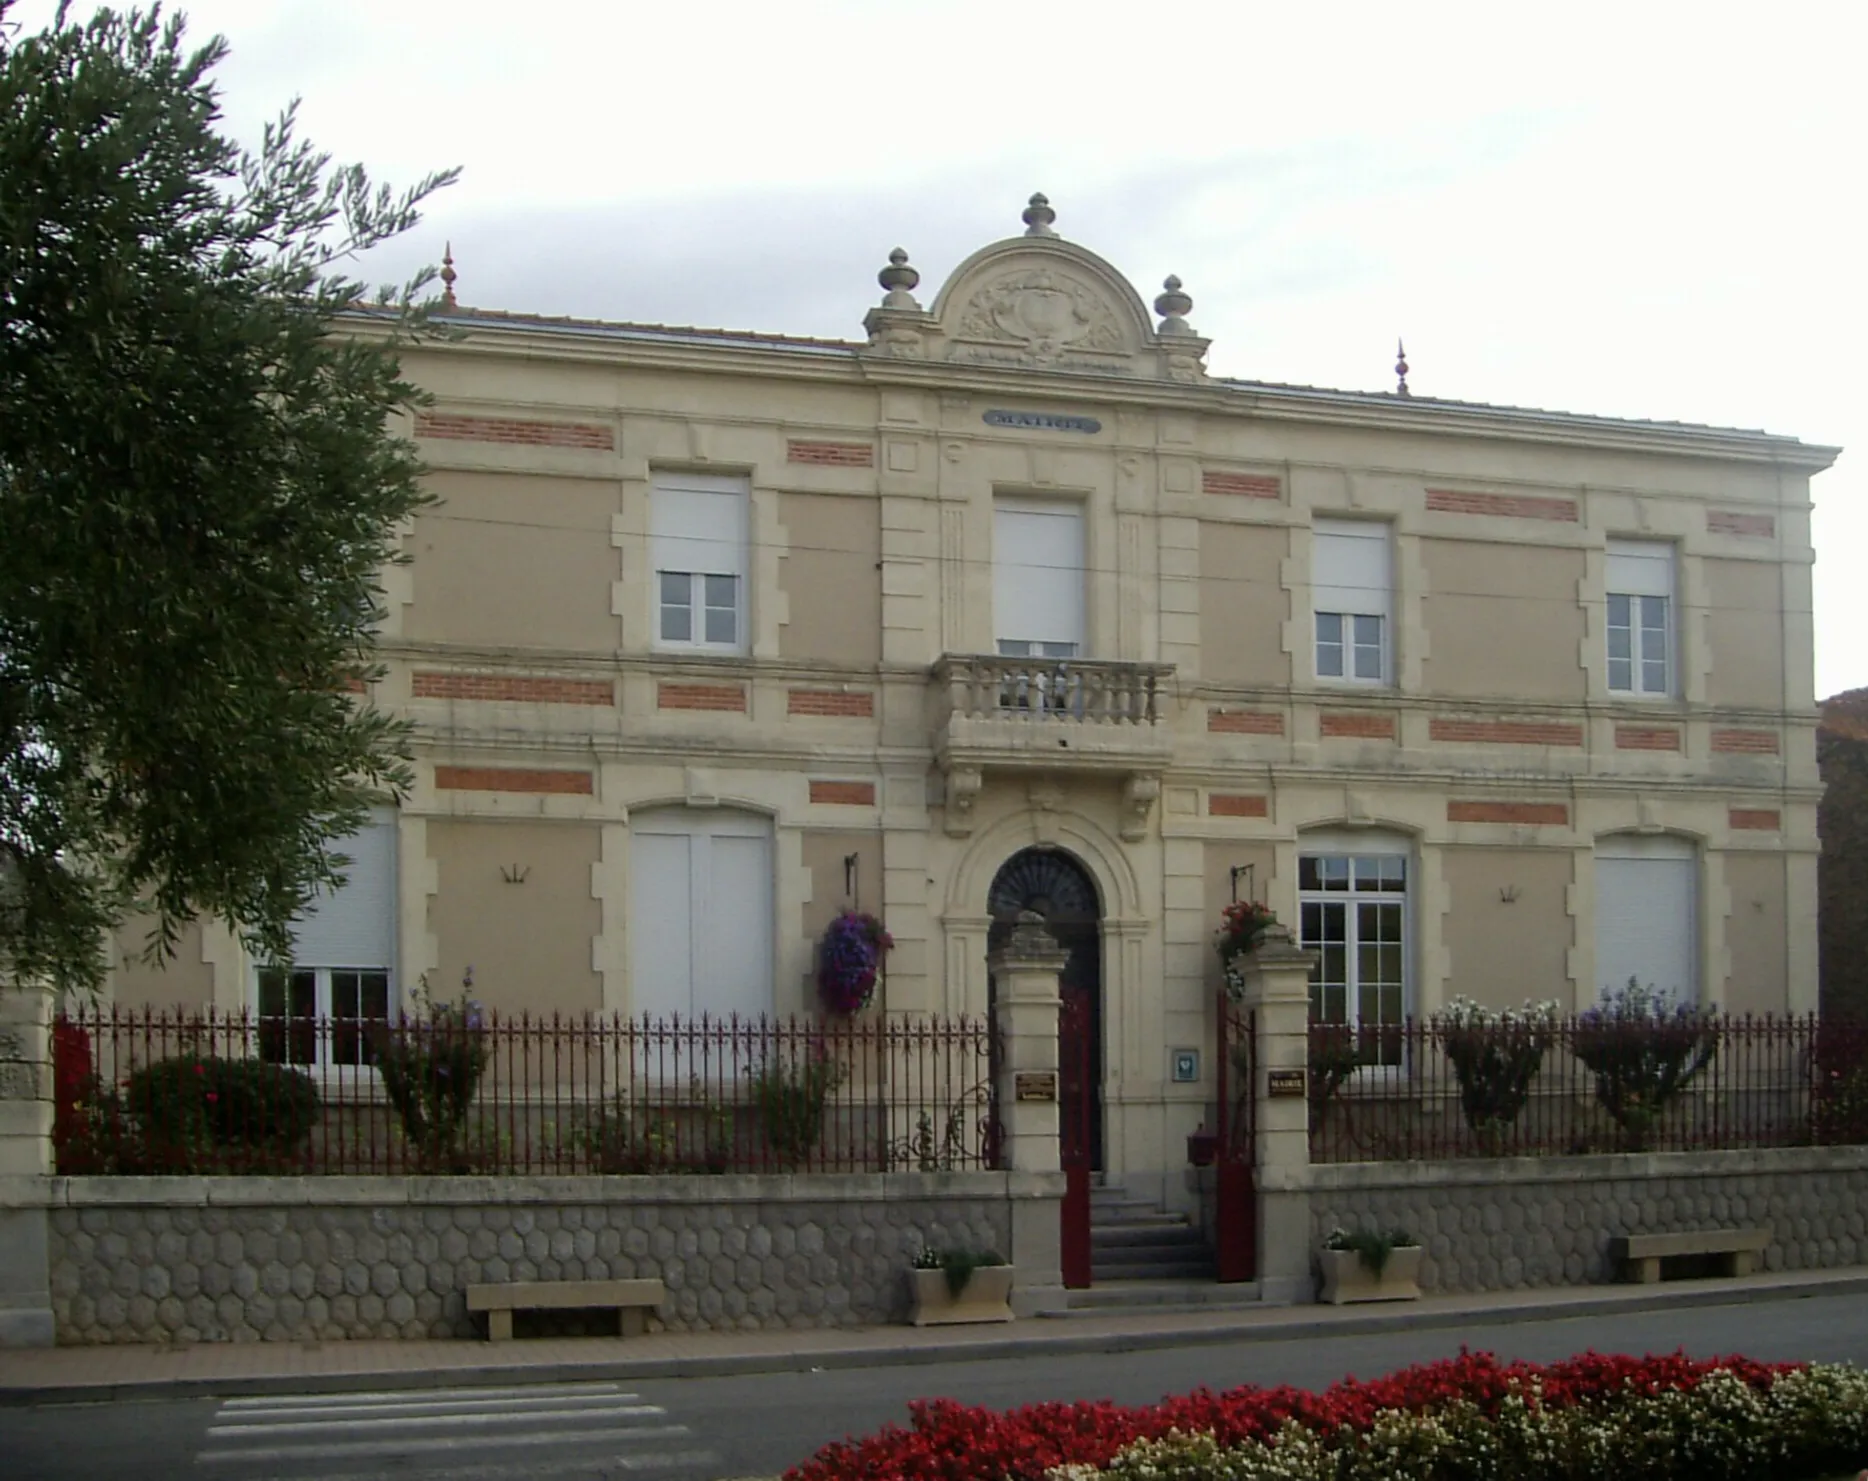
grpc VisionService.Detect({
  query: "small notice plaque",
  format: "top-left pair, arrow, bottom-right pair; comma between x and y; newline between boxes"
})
1015,1071 -> 1059,1103
1266,1068 -> 1306,1099
983,409 -> 1103,435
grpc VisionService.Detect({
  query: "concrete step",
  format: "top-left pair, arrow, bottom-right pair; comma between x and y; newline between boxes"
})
1091,1222 -> 1207,1248
1091,1258 -> 1220,1281
1088,1213 -> 1191,1235
1042,1280 -> 1262,1316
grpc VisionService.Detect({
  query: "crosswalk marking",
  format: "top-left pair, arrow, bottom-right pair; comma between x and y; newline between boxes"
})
195,1380 -> 718,1475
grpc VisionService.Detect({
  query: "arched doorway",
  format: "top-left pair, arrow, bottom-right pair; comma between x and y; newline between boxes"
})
988,846 -> 1103,1169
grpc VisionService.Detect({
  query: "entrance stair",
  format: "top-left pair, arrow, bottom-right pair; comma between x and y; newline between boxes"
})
1044,1182 -> 1260,1316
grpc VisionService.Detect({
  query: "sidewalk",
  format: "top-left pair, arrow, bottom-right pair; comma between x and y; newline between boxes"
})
5,1268 -> 1865,1405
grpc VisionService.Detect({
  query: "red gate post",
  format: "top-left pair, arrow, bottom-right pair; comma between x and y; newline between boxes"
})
988,911 -> 1076,1301
1232,924 -> 1319,1304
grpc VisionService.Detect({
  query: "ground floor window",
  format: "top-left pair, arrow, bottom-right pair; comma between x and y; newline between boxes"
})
1595,834 -> 1698,1002
255,809 -> 397,1068
1299,842 -> 1408,1066
630,808 -> 774,1019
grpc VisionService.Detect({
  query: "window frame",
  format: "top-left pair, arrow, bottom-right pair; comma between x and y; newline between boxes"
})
1298,836 -> 1411,1071
1311,519 -> 1393,687
651,472 -> 750,656
254,964 -> 394,1076
1605,539 -> 1675,699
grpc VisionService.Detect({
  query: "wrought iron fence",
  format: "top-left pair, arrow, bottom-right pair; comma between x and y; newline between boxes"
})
1308,1013 -> 1868,1163
53,1007 -> 1000,1177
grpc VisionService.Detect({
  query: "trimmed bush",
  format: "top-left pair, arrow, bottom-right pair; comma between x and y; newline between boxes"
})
123,1053 -> 320,1171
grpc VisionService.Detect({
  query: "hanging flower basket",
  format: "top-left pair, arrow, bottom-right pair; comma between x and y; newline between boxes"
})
817,910 -> 893,1015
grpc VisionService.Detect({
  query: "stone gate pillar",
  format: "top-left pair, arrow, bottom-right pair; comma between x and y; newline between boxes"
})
0,979 -> 56,1347
987,911 -> 1068,1316
1236,926 -> 1318,1304
988,911 -> 1066,1174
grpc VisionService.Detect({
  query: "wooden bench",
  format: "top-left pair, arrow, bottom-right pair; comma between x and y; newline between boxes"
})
1609,1229 -> 1769,1284
466,1278 -> 666,1341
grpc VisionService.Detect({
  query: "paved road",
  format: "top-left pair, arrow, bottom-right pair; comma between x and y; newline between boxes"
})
6,1290 -> 1867,1480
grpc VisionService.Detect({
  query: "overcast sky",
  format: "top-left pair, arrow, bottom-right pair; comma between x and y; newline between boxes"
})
20,1 -> 1863,696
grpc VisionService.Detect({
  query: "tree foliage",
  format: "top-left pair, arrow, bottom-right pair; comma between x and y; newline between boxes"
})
0,3 -> 457,990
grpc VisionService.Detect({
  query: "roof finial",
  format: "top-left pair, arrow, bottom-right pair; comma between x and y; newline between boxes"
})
1155,275 -> 1194,334
1394,337 -> 1410,397
440,242 -> 458,310
1022,192 -> 1058,238
877,246 -> 921,309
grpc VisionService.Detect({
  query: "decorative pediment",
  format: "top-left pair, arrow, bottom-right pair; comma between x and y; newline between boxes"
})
860,195 -> 1210,382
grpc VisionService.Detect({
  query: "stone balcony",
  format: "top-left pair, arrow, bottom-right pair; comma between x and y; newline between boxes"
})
930,654 -> 1177,838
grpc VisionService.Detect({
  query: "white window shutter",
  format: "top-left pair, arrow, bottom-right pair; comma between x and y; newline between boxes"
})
1606,540 -> 1674,598
1594,837 -> 1697,1002
994,501 -> 1085,649
1312,520 -> 1392,618
629,831 -> 693,1019
652,474 -> 746,579
289,811 -> 397,970
702,833 -> 774,1020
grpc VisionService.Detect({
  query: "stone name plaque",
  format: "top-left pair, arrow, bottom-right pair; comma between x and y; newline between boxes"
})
1266,1068 -> 1306,1099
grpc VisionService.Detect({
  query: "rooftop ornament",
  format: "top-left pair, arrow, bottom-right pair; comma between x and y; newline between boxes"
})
1155,275 -> 1195,335
1022,191 -> 1058,238
1394,337 -> 1410,397
440,242 -> 458,310
877,246 -> 921,309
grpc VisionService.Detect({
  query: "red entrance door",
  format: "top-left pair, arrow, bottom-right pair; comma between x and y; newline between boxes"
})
1059,990 -> 1094,1288
1214,993 -> 1257,1282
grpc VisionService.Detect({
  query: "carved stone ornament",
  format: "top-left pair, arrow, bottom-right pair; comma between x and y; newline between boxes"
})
944,764 -> 984,836
952,269 -> 1127,364
1120,772 -> 1162,841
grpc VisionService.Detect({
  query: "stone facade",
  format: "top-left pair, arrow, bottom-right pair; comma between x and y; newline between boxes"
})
36,1172 -> 1057,1345
1305,1147 -> 1868,1294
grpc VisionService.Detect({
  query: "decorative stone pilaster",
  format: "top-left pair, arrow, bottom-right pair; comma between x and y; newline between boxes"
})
0,979 -> 55,1346
1234,926 -> 1319,1304
988,912 -> 1066,1175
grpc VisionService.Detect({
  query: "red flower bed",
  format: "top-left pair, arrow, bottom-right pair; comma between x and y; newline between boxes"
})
786,1350 -> 1796,1481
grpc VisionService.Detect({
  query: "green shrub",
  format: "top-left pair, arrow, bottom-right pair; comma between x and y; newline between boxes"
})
1435,997 -> 1560,1146
1573,979 -> 1721,1151
371,971 -> 488,1172
579,1094 -> 731,1174
750,1047 -> 842,1166
123,1053 -> 321,1171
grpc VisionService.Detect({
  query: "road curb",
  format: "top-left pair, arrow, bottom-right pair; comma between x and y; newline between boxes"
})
6,1271 -> 1867,1406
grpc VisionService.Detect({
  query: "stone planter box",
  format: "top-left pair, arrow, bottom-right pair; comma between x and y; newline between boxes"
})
908,1265 -> 1015,1326
1318,1245 -> 1422,1305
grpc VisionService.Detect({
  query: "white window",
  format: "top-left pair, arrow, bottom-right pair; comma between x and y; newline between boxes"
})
1312,520 -> 1392,684
259,810 -> 397,1067
1595,834 -> 1697,1002
630,809 -> 774,1020
1606,539 -> 1674,696
1299,837 -> 1408,1065
994,499 -> 1085,659
652,472 -> 748,653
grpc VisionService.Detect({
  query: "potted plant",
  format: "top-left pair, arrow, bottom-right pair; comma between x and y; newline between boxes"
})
907,1245 -> 1014,1326
1318,1226 -> 1422,1304
818,909 -> 893,1015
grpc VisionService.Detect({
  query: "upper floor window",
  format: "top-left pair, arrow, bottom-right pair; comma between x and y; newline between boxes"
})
1606,539 -> 1674,696
994,498 -> 1084,659
652,472 -> 748,653
1313,520 -> 1392,684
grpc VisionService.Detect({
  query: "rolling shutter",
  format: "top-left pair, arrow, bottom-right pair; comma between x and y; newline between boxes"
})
651,473 -> 746,580
994,500 -> 1085,651
288,810 -> 397,970
1594,837 -> 1697,1002
1312,520 -> 1392,618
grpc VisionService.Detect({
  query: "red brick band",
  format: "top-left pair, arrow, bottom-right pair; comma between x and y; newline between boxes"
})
809,780 -> 876,806
1201,471 -> 1281,499
1614,725 -> 1681,752
1321,711 -> 1396,740
657,683 -> 747,713
415,412 -> 613,450
435,766 -> 594,795
1729,808 -> 1782,831
787,689 -> 875,718
1707,511 -> 1775,538
1209,793 -> 1270,818
1711,729 -> 1780,755
414,672 -> 612,706
1208,710 -> 1284,736
1447,800 -> 1569,825
1426,488 -> 1579,523
1430,718 -> 1584,747
787,440 -> 874,468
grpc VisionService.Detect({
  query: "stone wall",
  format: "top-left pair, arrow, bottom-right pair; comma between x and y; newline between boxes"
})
30,1171 -> 1061,1345
1306,1146 -> 1868,1293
